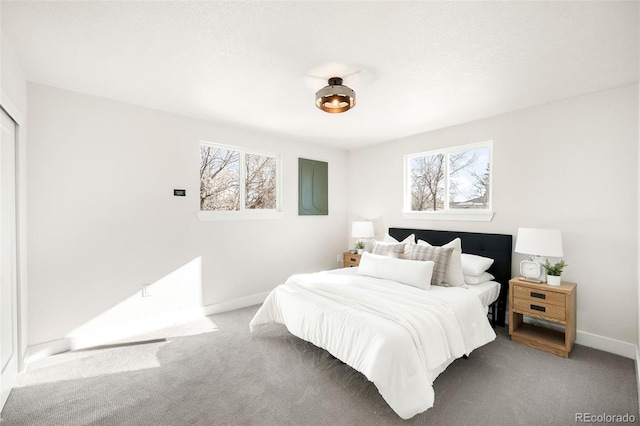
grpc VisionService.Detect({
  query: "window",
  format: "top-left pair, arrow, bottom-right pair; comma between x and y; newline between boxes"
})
404,141 -> 493,221
199,142 -> 281,219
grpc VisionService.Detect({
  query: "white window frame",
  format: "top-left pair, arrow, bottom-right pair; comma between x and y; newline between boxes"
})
403,140 -> 494,222
198,141 -> 283,221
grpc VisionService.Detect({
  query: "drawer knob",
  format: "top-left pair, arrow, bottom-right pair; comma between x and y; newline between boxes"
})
350,257 -> 356,262
531,291 -> 546,299
530,304 -> 546,312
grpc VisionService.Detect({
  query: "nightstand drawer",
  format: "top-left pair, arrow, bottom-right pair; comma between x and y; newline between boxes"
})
343,252 -> 361,267
513,285 -> 565,307
513,298 -> 565,321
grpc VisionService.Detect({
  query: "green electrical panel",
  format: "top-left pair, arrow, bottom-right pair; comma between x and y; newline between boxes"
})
298,158 -> 328,215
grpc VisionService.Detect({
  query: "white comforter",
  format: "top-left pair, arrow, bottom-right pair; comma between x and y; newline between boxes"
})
249,268 -> 496,419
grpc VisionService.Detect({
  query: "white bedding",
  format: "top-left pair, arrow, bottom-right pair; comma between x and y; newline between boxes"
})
462,280 -> 501,312
249,268 -> 496,419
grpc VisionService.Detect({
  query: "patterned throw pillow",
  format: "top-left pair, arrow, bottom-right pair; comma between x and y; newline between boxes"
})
372,242 -> 411,259
410,245 -> 453,286
417,238 -> 465,287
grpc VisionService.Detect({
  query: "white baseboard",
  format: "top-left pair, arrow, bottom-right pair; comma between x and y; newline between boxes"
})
68,307 -> 210,350
576,330 -> 636,359
24,338 -> 72,365
203,291 -> 270,316
25,306 -> 208,365
24,291 -> 270,366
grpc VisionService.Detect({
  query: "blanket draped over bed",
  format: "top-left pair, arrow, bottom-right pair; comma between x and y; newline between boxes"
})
249,269 -> 496,419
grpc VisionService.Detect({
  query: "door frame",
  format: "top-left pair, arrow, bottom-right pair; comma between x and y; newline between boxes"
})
0,90 -> 24,414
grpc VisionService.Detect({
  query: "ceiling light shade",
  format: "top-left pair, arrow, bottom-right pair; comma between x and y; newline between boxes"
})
315,77 -> 356,114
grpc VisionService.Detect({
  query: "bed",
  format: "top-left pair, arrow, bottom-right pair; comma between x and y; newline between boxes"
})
250,228 -> 513,419
388,228 -> 513,327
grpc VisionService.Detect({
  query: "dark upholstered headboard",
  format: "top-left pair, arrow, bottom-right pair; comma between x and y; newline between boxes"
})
388,227 -> 513,327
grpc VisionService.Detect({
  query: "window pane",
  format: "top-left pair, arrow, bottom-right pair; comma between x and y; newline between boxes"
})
200,146 -> 240,211
245,154 -> 277,209
410,153 -> 445,211
448,147 -> 490,209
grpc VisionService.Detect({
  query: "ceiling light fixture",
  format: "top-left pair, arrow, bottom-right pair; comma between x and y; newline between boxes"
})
315,77 -> 356,114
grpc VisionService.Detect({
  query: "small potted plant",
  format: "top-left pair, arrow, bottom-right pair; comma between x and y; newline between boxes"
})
543,259 -> 567,286
355,240 -> 365,255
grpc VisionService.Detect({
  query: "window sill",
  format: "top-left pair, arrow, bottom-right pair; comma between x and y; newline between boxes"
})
402,210 -> 494,222
198,210 -> 284,221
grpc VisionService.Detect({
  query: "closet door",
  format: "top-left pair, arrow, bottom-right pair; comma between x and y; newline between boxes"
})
0,108 -> 18,412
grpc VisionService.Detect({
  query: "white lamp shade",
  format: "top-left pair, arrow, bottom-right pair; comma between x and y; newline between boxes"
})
514,228 -> 563,257
351,221 -> 374,238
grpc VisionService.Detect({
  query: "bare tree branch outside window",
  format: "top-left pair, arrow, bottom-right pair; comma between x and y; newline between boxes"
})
245,154 -> 277,209
200,146 -> 240,211
471,162 -> 491,207
407,143 -> 491,212
448,147 -> 490,209
410,153 -> 445,211
200,144 -> 278,212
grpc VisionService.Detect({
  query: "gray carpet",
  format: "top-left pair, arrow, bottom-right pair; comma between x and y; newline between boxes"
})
1,305 -> 637,425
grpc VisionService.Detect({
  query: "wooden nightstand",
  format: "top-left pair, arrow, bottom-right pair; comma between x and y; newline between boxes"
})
509,277 -> 577,358
343,252 -> 361,267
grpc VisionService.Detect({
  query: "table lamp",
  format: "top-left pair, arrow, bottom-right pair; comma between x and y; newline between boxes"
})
351,221 -> 374,253
514,228 -> 563,283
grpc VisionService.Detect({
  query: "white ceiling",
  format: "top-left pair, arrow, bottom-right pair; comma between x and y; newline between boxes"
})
2,1 -> 638,150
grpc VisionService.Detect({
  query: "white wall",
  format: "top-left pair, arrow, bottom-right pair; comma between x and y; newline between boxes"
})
26,83 -> 349,347
1,34 -> 28,365
349,85 -> 639,351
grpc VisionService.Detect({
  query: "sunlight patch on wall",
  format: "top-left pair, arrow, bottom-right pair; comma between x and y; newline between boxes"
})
65,257 -> 206,350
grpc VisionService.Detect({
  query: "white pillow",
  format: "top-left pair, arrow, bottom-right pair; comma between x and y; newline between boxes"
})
383,233 -> 415,244
357,252 -> 433,290
461,253 -> 494,276
464,272 -> 495,285
418,238 -> 465,287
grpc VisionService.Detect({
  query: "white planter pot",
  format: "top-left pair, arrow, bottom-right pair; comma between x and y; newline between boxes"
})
546,275 -> 562,286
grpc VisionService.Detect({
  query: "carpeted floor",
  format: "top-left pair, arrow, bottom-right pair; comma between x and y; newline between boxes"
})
1,305 -> 637,425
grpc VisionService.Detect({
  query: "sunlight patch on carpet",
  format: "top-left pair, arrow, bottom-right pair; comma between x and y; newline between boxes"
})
16,340 -> 167,388
17,317 -> 219,388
